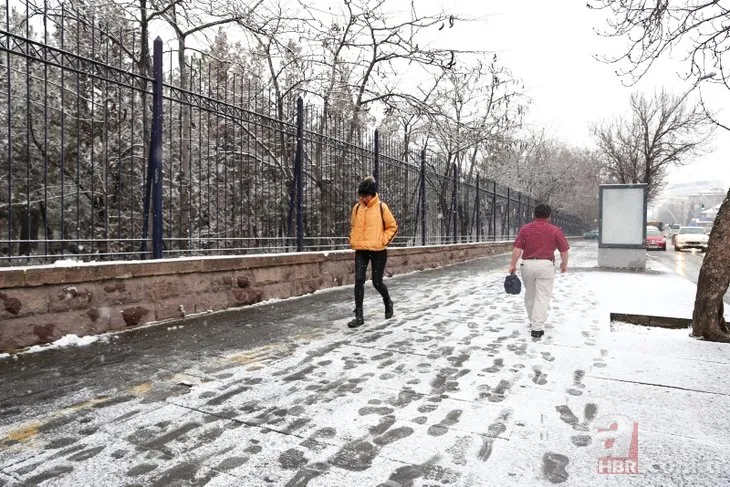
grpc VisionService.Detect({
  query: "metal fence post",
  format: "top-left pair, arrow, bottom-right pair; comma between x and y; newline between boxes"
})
506,187 -> 511,239
452,163 -> 458,243
420,147 -> 426,246
140,37 -> 164,259
374,128 -> 380,192
492,180 -> 497,241
475,174 -> 481,242
151,37 -> 164,259
295,97 -> 304,252
516,191 -> 522,231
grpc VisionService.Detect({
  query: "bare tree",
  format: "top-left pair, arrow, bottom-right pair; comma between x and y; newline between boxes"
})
378,70 -> 446,161
424,58 -> 527,236
156,0 -> 266,249
590,0 -> 730,342
297,0 -> 465,132
491,130 -> 601,224
591,90 -> 712,200
268,0 -> 477,243
589,0 -> 730,85
431,59 -> 527,176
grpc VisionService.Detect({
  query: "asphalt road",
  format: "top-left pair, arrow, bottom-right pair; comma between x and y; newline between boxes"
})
647,243 -> 730,304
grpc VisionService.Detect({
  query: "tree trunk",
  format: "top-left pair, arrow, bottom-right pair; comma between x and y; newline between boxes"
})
691,188 -> 730,342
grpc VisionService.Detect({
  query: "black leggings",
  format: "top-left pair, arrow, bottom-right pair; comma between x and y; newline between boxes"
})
354,250 -> 390,309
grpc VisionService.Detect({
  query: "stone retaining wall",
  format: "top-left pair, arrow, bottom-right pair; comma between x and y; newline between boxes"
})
0,242 -> 513,352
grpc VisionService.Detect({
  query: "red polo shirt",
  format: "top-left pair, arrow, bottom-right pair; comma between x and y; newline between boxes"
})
514,219 -> 570,260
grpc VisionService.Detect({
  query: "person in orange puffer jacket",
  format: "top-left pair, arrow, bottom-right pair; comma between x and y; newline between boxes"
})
347,176 -> 398,328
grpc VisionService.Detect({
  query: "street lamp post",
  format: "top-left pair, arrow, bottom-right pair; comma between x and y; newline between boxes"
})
664,208 -> 678,225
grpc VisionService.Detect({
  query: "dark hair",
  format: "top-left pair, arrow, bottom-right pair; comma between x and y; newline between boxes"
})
358,176 -> 377,197
534,204 -> 552,219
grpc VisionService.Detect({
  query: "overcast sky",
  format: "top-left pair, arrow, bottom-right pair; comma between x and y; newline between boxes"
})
428,0 -> 730,189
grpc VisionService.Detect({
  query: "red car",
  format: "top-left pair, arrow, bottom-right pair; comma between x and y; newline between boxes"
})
645,226 -> 666,251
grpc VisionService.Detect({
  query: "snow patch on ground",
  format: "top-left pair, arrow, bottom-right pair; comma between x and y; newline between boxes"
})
3,248 -> 359,272
52,258 -> 84,266
22,334 -> 109,354
566,241 -> 599,267
1,242 -> 515,272
588,268 -> 729,322
610,320 -> 692,337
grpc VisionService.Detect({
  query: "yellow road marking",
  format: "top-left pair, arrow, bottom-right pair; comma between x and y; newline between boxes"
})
5,422 -> 41,444
2,384 -> 152,449
68,397 -> 111,410
129,383 -> 152,396
228,343 -> 287,364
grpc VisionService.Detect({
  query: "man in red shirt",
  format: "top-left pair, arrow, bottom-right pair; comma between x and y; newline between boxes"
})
508,204 -> 570,339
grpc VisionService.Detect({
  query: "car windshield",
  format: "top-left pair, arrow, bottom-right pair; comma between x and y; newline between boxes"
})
680,228 -> 705,234
647,228 -> 661,236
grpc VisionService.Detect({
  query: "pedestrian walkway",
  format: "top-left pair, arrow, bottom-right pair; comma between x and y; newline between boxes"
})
1,242 -> 729,486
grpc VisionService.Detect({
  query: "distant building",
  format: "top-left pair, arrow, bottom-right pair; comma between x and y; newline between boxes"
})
701,203 -> 722,219
651,180 -> 727,227
663,180 -> 727,198
689,203 -> 722,230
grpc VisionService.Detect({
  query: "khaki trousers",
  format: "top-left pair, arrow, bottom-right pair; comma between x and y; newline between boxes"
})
520,260 -> 555,332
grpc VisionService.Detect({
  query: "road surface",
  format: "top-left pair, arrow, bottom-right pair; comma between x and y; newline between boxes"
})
2,242 -> 730,487
648,243 -> 730,304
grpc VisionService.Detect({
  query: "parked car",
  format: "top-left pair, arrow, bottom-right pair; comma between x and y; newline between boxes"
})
645,226 -> 666,251
674,226 -> 709,252
583,230 -> 599,240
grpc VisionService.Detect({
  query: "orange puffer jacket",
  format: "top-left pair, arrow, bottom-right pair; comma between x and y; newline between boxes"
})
349,194 -> 398,251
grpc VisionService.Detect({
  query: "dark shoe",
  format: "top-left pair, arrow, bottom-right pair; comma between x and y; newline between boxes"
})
531,330 -> 544,339
384,300 -> 394,319
348,309 -> 364,328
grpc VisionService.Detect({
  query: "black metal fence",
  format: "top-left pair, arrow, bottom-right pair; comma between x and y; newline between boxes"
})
0,6 -> 584,266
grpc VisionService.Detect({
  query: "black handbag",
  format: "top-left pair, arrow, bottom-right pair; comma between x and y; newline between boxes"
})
504,273 -> 522,295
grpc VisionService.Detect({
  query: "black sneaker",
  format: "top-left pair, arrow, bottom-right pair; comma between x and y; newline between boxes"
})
348,309 -> 364,328
384,300 -> 394,319
531,330 -> 544,339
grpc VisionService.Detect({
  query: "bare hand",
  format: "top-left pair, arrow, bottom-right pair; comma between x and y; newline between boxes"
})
508,265 -> 516,274
560,263 -> 567,273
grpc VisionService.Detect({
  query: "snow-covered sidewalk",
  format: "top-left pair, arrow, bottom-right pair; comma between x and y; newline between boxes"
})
1,242 -> 729,486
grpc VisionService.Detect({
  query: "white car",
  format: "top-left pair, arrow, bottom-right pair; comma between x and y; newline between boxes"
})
674,226 -> 709,252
